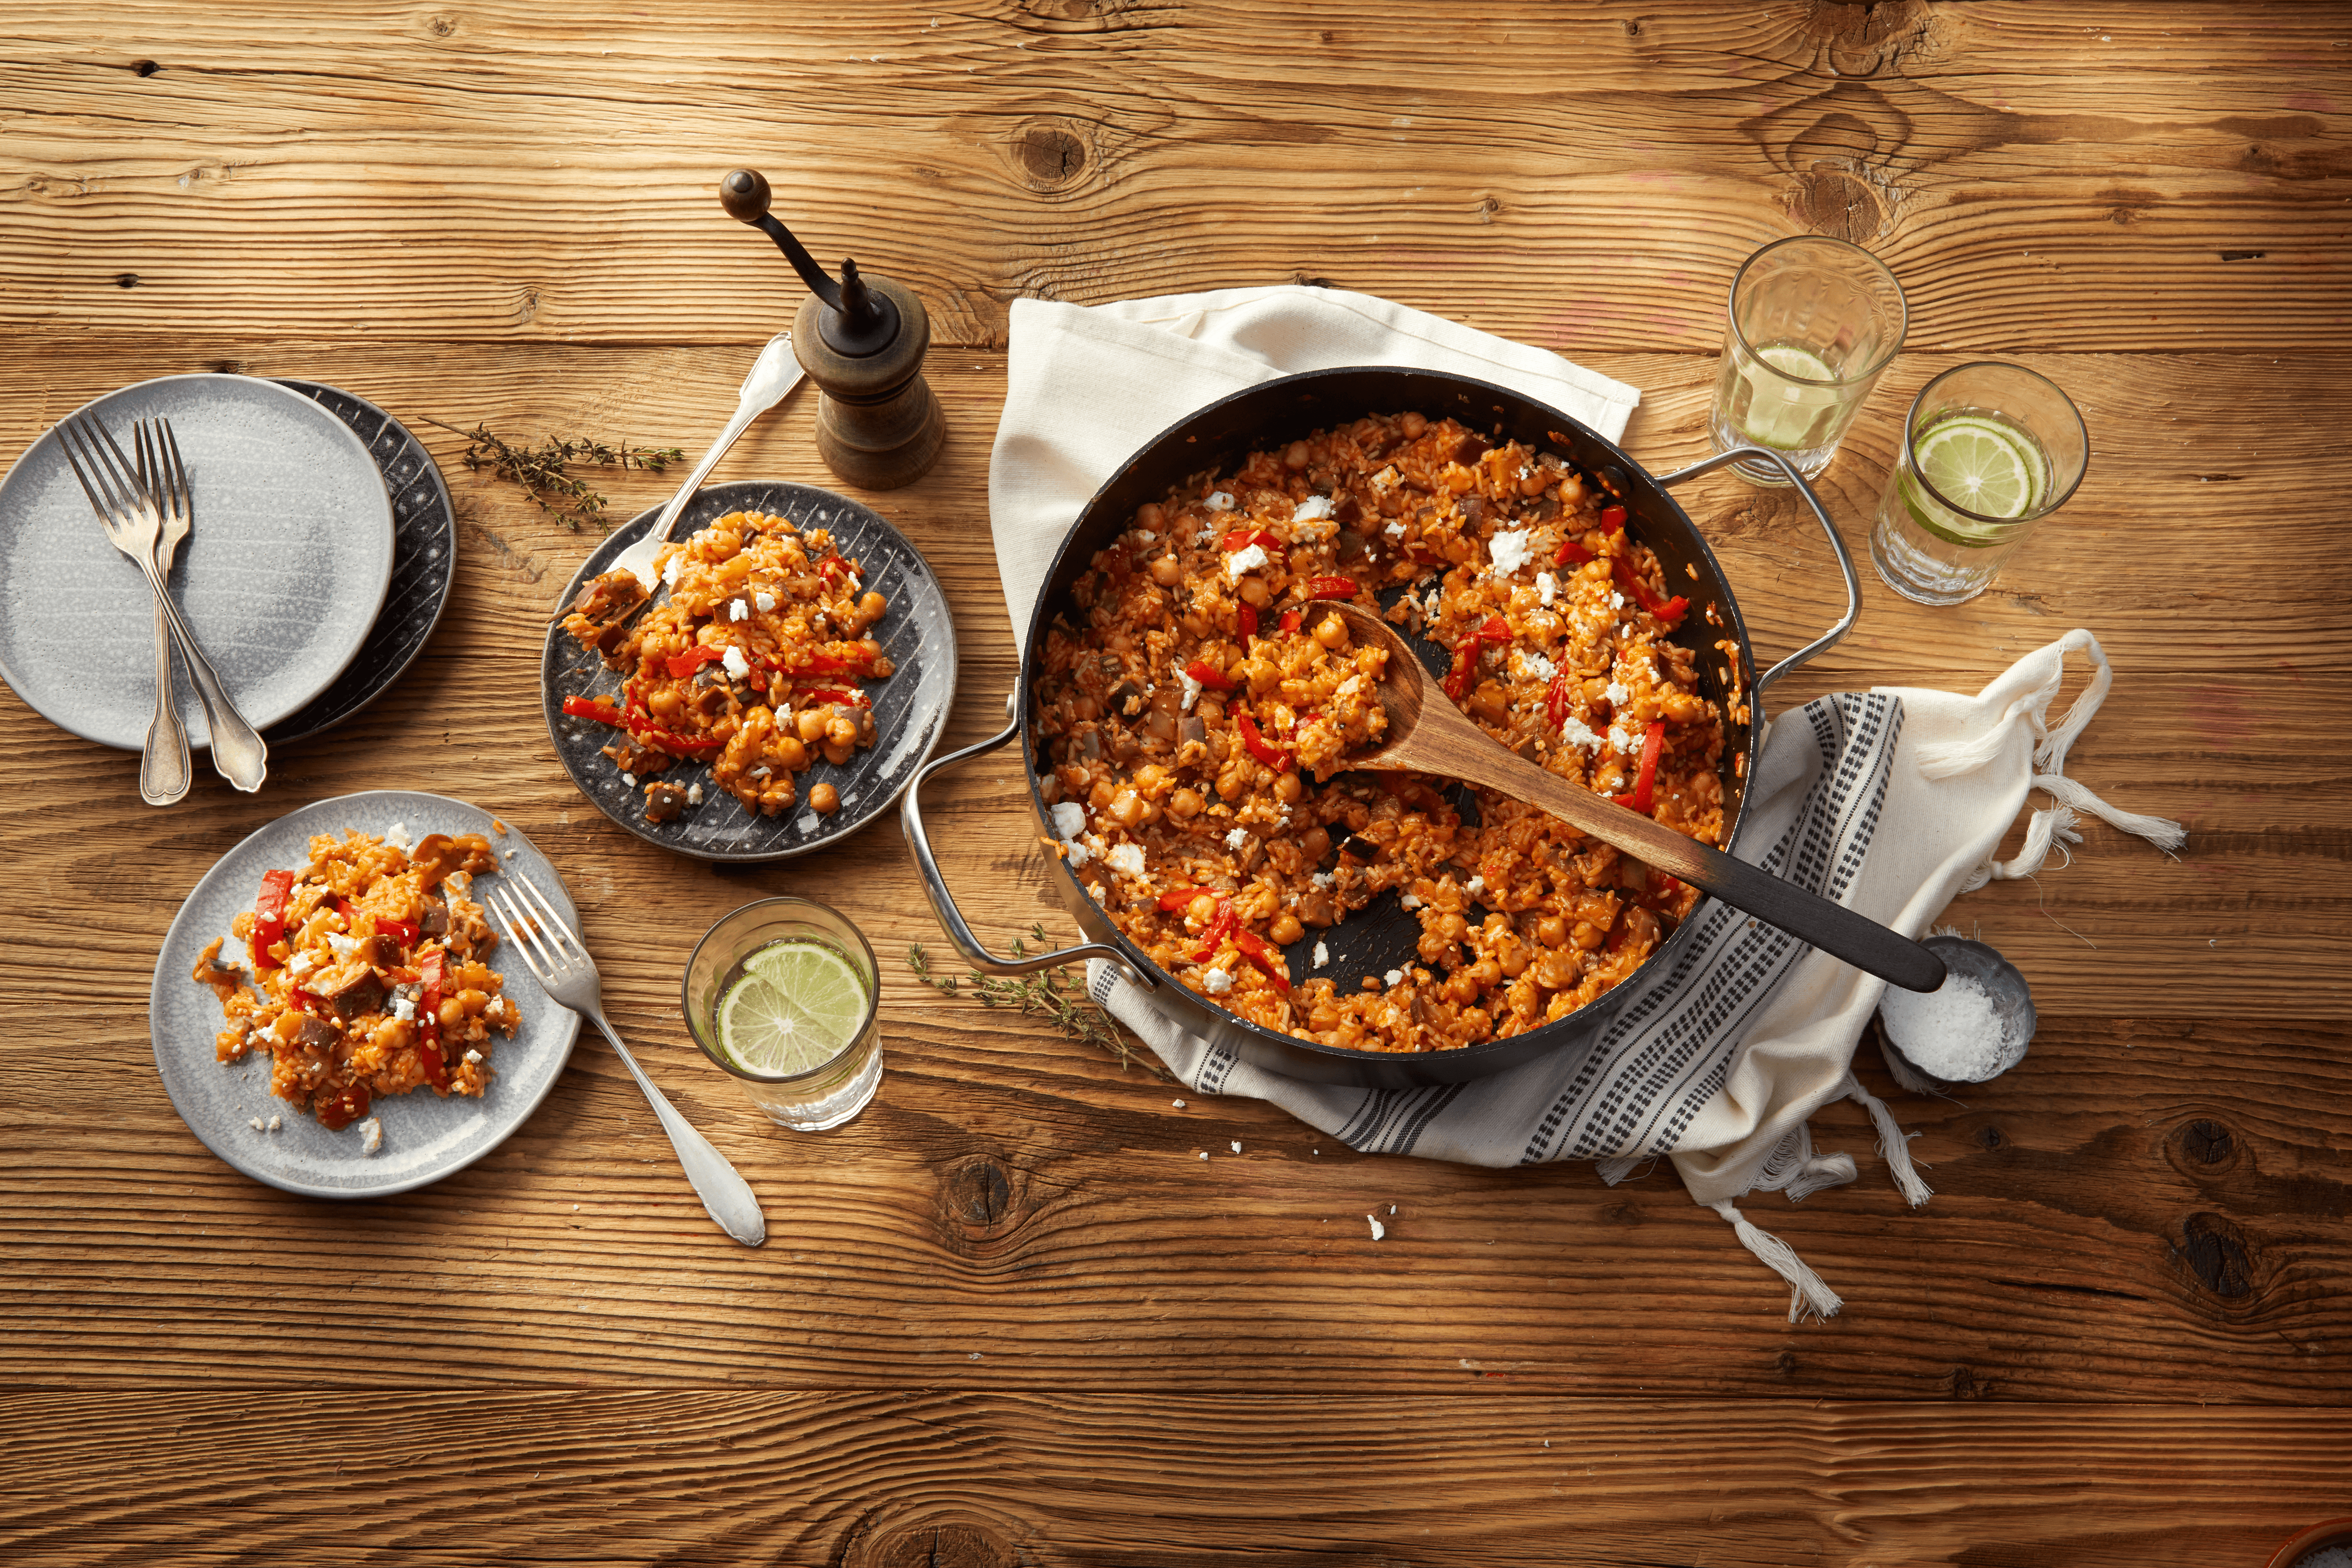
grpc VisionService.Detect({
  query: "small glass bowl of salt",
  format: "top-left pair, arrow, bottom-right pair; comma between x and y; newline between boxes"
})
2267,1519 -> 2352,1568
1875,935 -> 2036,1095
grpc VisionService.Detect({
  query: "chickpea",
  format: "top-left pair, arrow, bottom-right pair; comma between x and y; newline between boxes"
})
1443,971 -> 1480,1005
1438,911 -> 1468,942
1662,690 -> 1707,724
1150,554 -> 1183,586
1237,576 -> 1271,609
1398,412 -> 1428,438
803,780 -> 839,815
647,687 -> 685,720
1169,787 -> 1204,820
796,706 -> 831,744
457,987 -> 490,1017
825,712 -> 860,748
1519,467 -> 1549,497
1459,1007 -> 1492,1037
772,735 -> 809,771
1216,764 -> 1249,801
1300,825 -> 1331,861
437,997 -> 466,1028
1186,893 -> 1221,926
1536,914 -> 1569,947
1273,771 -> 1303,806
1468,958 -> 1502,989
1109,789 -> 1147,829
1571,921 -> 1606,951
821,740 -> 855,766
1088,778 -> 1117,811
1312,613 -> 1349,651
1284,440 -> 1311,470
1070,694 -> 1100,722
858,590 -> 887,624
1057,764 -> 1089,794
1497,944 -> 1529,979
1269,912 -> 1304,945
1136,501 -> 1166,530
1132,763 -> 1171,799
1535,952 -> 1580,990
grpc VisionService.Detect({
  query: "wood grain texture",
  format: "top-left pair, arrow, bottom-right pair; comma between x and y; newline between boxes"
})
2,0 -> 2351,1547
7,1392 -> 2352,1566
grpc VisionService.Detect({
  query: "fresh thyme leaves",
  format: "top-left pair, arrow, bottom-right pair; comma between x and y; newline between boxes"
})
908,924 -> 1157,1075
423,419 -> 685,531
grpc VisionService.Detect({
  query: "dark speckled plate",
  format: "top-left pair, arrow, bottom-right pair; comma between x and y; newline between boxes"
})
263,380 -> 456,744
540,480 -> 958,862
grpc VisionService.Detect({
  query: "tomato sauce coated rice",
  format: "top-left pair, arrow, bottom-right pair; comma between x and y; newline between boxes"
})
191,829 -> 515,1130
1033,412 -> 1731,1054
559,511 -> 894,822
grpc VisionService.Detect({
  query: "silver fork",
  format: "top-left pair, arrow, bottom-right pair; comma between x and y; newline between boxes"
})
56,414 -> 267,794
488,875 -> 766,1247
131,420 -> 193,804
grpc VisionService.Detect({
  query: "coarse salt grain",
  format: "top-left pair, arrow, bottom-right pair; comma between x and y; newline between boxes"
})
1880,970 -> 2028,1083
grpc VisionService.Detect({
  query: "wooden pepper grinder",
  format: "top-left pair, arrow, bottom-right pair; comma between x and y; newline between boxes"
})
718,168 -> 946,491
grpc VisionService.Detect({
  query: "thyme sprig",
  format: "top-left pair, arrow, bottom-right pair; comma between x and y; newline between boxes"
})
423,418 -> 685,531
908,923 -> 1158,1076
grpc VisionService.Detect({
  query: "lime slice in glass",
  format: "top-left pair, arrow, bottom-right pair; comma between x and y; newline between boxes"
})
717,940 -> 870,1076
1740,345 -> 1840,449
1907,416 -> 2046,543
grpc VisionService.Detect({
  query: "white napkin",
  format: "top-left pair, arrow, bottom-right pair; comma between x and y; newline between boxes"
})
985,286 -> 2183,1320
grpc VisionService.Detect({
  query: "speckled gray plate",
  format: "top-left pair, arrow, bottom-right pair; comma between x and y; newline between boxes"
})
0,374 -> 395,751
149,791 -> 582,1199
540,480 -> 958,862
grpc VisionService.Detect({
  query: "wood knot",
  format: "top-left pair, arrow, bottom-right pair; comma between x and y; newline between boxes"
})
1022,0 -> 1109,20
1975,1124 -> 2004,1151
1017,122 -> 1089,188
847,1517 -> 1018,1568
2176,1212 -> 2255,1298
1475,194 -> 1501,223
2164,1117 -> 2242,1183
943,1154 -> 1015,1232
2179,1119 -> 2234,1164
1943,1364 -> 1995,1400
1788,165 -> 1884,242
131,59 -> 159,77
428,15 -> 457,36
1773,1349 -> 1797,1377
1291,271 -> 1336,288
115,272 -> 140,289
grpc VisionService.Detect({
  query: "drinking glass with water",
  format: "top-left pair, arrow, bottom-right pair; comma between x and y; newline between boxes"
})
683,897 -> 882,1130
1707,236 -> 1907,486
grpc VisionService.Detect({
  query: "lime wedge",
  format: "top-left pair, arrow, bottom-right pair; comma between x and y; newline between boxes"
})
717,940 -> 870,1076
1912,416 -> 2044,522
1740,345 -> 1840,449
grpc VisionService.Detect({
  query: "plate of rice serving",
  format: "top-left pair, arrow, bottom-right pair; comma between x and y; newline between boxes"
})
149,790 -> 581,1198
1032,409 -> 1727,1054
543,480 -> 956,861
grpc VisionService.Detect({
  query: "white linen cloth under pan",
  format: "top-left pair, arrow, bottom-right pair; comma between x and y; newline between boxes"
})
987,285 -> 2184,1319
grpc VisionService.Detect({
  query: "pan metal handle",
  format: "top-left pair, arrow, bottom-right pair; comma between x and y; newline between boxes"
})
899,706 -> 1156,991
1654,446 -> 1859,698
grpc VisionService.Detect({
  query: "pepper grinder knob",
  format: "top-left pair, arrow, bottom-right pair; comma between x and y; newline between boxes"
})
717,168 -> 944,489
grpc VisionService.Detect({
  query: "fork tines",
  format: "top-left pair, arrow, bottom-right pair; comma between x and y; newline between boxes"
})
486,876 -> 585,981
56,414 -> 151,524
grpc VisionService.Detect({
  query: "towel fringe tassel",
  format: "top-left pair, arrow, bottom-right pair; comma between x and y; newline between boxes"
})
1711,1200 -> 1843,1323
1842,1071 -> 1934,1207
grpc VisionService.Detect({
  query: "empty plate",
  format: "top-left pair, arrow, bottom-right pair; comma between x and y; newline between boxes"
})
0,374 -> 396,751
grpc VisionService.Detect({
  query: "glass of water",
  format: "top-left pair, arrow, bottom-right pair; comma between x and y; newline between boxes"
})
683,897 -> 882,1131
1707,235 -> 1907,486
1868,362 -> 2089,606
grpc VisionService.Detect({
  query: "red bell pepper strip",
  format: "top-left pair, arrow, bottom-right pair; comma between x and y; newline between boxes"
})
1477,614 -> 1512,645
1556,538 -> 1595,567
799,651 -> 870,675
1609,556 -> 1688,623
252,869 -> 294,971
817,556 -> 849,583
1544,672 -> 1576,730
1304,576 -> 1359,601
561,694 -> 624,725
1612,720 -> 1668,813
1222,528 -> 1279,553
1278,608 -> 1303,636
1443,637 -> 1481,702
417,948 -> 449,1089
1184,659 -> 1236,693
1157,886 -> 1209,913
1233,930 -> 1291,990
798,686 -> 863,707
1599,504 -> 1627,534
664,645 -> 727,680
1237,603 -> 1258,639
375,916 -> 420,946
1190,900 -> 1239,963
1233,712 -> 1293,773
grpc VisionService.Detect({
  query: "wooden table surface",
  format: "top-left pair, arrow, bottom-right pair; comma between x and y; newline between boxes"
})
5,3 -> 2348,1563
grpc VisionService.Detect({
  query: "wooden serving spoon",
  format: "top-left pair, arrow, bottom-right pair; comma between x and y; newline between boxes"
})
1313,601 -> 1946,994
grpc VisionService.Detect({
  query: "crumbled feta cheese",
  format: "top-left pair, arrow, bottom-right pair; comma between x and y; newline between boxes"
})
463,1048 -> 483,1065
1204,968 -> 1234,995
1515,649 -> 1557,684
286,951 -> 320,978
1383,520 -> 1406,538
1136,530 -> 1156,541
1174,662 -> 1203,711
358,1117 -> 382,1155
383,822 -> 413,852
1312,940 -> 1329,969
1608,725 -> 1634,755
1610,591 -> 1626,612
1225,542 -> 1268,579
1172,1099 -> 1186,1108
267,1115 -> 281,1132
620,772 -> 637,787
662,552 -> 683,589
250,1116 -> 265,1131
721,645 -> 751,679
1488,528 -> 1533,576
1369,466 -> 1400,494
1562,717 -> 1603,752
1194,529 -> 1215,546
1230,1140 -> 1243,1154
1311,871 -> 1335,889
1384,968 -> 1404,987
1537,571 -> 1557,606
391,994 -> 416,1022
1224,827 -> 1249,851
1605,680 -> 1630,706
326,932 -> 359,957
754,590 -> 776,612
1424,589 -> 1442,618
1466,875 -> 1486,896
1105,842 -> 1146,878
1199,1150 -> 1210,1160
686,783 -> 703,805
1050,801 -> 1087,841
1367,1215 -> 1386,1241
1293,495 -> 1335,521
1400,892 -> 1422,909
1206,491 -> 1236,511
